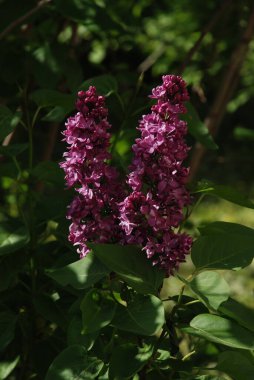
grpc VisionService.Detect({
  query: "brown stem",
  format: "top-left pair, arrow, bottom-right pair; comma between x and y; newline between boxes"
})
138,45 -> 166,73
179,0 -> 232,74
188,5 -> 254,183
42,123 -> 59,162
0,0 -> 51,40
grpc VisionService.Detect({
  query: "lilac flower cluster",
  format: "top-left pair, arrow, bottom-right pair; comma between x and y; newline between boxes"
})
60,76 -> 192,275
60,87 -> 124,257
119,75 -> 192,274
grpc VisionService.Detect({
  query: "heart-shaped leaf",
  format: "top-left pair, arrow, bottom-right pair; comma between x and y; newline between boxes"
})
112,294 -> 165,336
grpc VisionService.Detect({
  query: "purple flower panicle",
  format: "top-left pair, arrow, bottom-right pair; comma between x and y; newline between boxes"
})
60,76 -> 192,276
119,75 -> 192,275
60,86 -> 124,257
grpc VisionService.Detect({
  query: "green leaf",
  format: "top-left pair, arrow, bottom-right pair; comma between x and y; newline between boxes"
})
54,0 -> 97,22
191,222 -> 254,270
112,294 -> 165,336
109,343 -> 153,379
219,298 -> 254,332
0,221 -> 30,256
199,221 -> 254,236
193,376 -> 225,380
43,106 -> 68,122
32,161 -> 64,186
187,271 -> 230,310
0,254 -> 24,291
181,102 -> 218,150
183,314 -> 254,350
79,75 -> 118,96
67,316 -> 98,350
46,252 -> 109,289
45,345 -> 104,380
91,244 -> 164,295
0,143 -> 28,157
0,312 -> 17,352
30,89 -> 75,109
194,180 -> 254,209
234,126 -> 254,141
33,294 -> 67,330
0,105 -> 20,142
0,356 -> 19,379
216,351 -> 254,380
80,289 -> 116,334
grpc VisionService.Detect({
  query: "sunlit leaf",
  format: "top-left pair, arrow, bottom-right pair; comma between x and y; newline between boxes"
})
191,222 -> 254,270
183,314 -> 254,350
46,252 -> 109,289
186,271 -> 230,310
0,221 -> 30,257
0,356 -> 19,380
0,106 -> 21,142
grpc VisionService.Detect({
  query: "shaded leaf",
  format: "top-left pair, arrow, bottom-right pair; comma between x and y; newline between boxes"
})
0,312 -> 17,352
194,180 -> 254,209
46,252 -> 109,289
33,294 -> 67,330
32,161 -> 64,186
0,143 -> 28,157
219,298 -> 254,332
79,75 -> 118,96
45,345 -> 104,380
216,351 -> 254,380
91,243 -> 164,295
30,89 -> 74,109
43,106 -> 68,122
80,289 -> 116,334
199,221 -> 254,236
182,102 -> 218,150
67,316 -> 98,350
109,343 -> 153,379
112,294 -> 164,336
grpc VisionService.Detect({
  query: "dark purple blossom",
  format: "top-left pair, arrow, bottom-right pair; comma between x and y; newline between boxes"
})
119,75 -> 192,275
60,86 -> 124,257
